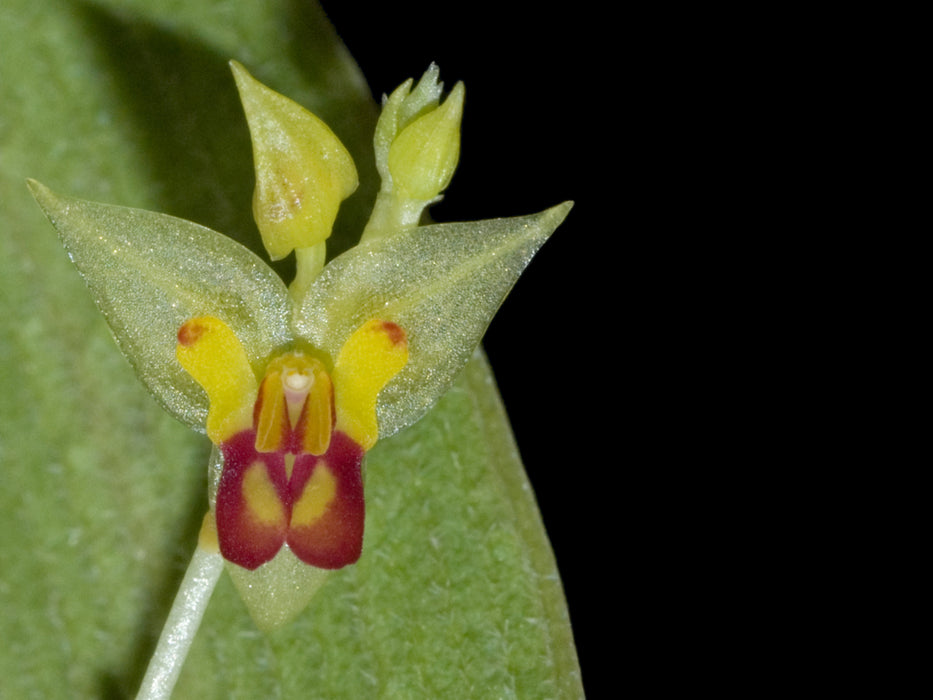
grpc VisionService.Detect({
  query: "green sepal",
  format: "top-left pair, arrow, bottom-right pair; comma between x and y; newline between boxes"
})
27,180 -> 291,432
293,202 -> 573,438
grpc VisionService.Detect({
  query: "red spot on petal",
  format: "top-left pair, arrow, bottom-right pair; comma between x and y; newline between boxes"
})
177,319 -> 206,346
381,321 -> 406,347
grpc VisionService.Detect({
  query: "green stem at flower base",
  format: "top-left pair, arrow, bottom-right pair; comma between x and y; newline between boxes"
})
289,242 -> 327,303
135,528 -> 224,700
359,190 -> 430,243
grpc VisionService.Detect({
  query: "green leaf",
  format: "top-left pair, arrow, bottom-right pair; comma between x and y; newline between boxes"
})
296,204 -> 573,438
0,1 -> 583,698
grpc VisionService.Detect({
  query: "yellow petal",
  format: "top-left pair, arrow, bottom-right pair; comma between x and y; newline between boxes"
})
231,60 -> 358,261
253,369 -> 288,453
176,316 -> 257,443
332,320 -> 409,450
301,363 -> 334,456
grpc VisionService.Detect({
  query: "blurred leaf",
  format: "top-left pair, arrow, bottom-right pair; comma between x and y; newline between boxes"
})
0,0 -> 582,697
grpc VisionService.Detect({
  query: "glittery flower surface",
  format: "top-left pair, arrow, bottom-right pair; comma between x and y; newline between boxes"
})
29,61 -> 570,627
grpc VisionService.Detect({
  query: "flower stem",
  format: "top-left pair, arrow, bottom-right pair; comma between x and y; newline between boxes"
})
136,516 -> 224,700
289,243 -> 326,303
359,190 -> 430,243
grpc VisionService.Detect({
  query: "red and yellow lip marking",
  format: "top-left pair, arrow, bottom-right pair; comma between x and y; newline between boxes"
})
177,316 -> 408,571
216,430 -> 364,570
286,432 -> 365,569
215,432 -> 289,570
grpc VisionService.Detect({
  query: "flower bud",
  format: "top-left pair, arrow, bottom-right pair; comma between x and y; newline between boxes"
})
231,61 -> 358,260
373,65 -> 444,183
387,81 -> 464,201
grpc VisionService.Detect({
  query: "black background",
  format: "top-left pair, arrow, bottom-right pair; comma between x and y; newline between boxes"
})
319,3 -> 610,692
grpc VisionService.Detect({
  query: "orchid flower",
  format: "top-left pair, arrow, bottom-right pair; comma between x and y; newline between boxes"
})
28,61 -> 570,699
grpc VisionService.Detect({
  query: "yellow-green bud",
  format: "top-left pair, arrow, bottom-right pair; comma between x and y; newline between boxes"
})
361,66 -> 466,242
231,61 -> 358,261
373,65 -> 444,184
387,81 -> 464,201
